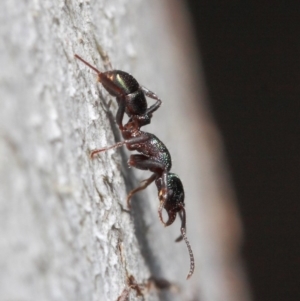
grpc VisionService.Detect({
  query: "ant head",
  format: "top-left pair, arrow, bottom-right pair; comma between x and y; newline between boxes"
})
164,173 -> 185,209
156,173 -> 185,226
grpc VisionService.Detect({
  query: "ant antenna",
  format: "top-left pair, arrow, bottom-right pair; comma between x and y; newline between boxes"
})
175,210 -> 184,242
179,206 -> 195,279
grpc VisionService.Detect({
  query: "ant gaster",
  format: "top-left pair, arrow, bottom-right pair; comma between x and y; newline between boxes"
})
91,118 -> 195,279
75,54 -> 162,129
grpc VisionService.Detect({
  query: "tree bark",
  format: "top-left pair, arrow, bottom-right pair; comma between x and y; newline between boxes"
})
0,0 -> 251,300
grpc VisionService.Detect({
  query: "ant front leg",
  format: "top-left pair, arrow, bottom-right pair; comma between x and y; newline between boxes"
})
126,174 -> 156,208
141,87 -> 162,124
157,171 -> 174,226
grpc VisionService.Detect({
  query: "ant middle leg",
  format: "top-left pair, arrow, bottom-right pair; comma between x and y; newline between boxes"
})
141,86 -> 162,115
127,155 -> 169,214
90,141 -> 126,158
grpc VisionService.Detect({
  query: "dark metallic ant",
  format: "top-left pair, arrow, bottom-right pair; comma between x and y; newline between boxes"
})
75,54 -> 162,129
91,118 -> 194,279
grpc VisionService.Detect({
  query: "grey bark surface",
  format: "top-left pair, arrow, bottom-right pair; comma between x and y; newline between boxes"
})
0,1 -> 251,301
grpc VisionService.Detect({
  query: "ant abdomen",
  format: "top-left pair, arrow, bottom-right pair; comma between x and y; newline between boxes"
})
100,70 -> 148,116
75,54 -> 161,128
101,70 -> 139,96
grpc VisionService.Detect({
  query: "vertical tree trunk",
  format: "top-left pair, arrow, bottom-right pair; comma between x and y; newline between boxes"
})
0,0 -> 251,300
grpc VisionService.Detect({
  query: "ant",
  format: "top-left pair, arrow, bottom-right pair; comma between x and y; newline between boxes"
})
74,54 -> 162,129
91,118 -> 195,279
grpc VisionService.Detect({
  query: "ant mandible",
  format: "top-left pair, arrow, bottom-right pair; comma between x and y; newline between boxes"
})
74,54 -> 162,129
91,118 -> 195,279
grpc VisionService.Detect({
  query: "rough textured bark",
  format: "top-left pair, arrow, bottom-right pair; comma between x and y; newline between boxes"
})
0,0 -> 251,300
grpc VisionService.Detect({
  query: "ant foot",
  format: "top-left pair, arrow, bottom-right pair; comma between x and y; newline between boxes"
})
126,193 -> 133,209
158,188 -> 168,226
159,188 -> 168,202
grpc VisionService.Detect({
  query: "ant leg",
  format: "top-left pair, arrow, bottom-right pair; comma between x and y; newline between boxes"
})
158,201 -> 177,227
178,205 -> 195,279
128,154 -> 166,174
116,288 -> 130,301
157,198 -> 166,225
90,141 -> 126,159
91,136 -> 150,160
128,155 -> 169,214
141,86 -> 162,115
126,174 -> 156,208
157,171 -> 173,226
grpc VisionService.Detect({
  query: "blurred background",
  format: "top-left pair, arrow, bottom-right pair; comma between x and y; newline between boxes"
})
1,1 -> 299,300
185,1 -> 300,301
